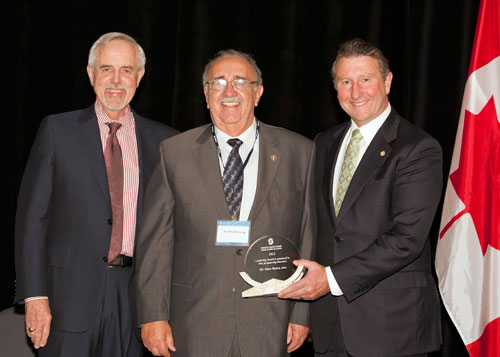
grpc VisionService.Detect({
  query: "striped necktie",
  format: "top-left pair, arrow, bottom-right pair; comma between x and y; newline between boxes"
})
104,122 -> 124,260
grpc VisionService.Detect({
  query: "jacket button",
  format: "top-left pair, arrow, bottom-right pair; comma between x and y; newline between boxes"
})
236,249 -> 243,256
107,219 -> 112,225
102,256 -> 108,262
334,236 -> 343,242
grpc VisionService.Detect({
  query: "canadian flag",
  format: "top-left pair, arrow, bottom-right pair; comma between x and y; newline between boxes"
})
435,0 -> 500,356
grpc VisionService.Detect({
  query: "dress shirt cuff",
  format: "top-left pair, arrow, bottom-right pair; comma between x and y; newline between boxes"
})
326,266 -> 343,296
25,296 -> 49,303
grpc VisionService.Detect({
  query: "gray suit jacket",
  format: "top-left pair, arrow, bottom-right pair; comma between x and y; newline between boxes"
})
311,109 -> 442,356
15,105 -> 177,332
135,122 -> 315,357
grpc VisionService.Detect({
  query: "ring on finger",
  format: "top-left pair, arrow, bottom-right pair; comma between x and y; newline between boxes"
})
28,327 -> 35,333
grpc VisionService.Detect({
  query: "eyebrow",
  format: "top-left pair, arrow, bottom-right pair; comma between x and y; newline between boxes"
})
99,64 -> 135,70
211,75 -> 249,80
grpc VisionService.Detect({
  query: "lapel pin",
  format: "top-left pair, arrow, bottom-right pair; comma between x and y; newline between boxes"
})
270,154 -> 278,161
380,151 -> 386,157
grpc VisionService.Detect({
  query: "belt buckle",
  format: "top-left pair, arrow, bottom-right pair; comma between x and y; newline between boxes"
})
107,255 -> 121,268
107,254 -> 132,267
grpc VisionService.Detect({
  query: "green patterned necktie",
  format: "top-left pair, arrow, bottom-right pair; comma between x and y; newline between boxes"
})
334,129 -> 363,216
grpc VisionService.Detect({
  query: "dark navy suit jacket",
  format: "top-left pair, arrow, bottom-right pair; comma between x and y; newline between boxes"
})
311,109 -> 443,356
15,105 -> 178,332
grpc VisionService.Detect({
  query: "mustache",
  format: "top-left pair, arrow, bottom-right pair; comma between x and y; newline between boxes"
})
105,85 -> 127,91
219,97 -> 242,104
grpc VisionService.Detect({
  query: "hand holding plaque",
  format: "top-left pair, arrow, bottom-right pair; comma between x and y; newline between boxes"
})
239,235 -> 304,297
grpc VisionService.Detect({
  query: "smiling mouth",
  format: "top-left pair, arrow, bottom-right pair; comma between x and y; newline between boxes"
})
222,102 -> 240,107
105,85 -> 126,96
352,100 -> 368,106
219,97 -> 242,107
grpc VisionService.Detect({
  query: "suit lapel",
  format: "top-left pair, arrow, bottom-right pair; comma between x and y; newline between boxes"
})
248,123 -> 280,222
193,125 -> 232,219
134,113 -> 156,226
336,112 -> 399,221
76,106 -> 110,208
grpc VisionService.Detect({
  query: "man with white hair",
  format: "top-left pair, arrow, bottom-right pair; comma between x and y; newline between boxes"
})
15,32 -> 177,356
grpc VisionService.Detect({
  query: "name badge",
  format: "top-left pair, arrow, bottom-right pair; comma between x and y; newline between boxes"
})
216,220 -> 251,246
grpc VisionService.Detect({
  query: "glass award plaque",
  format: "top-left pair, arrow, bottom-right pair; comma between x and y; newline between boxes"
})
239,235 -> 304,297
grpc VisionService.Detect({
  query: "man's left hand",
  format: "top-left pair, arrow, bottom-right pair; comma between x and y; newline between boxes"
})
25,299 -> 52,349
278,259 -> 331,300
286,323 -> 309,353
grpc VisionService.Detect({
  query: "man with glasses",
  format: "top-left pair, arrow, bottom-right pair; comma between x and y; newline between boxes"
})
135,49 -> 315,356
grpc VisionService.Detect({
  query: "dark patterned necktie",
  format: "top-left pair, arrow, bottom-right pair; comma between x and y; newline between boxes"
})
104,122 -> 124,261
223,139 -> 244,220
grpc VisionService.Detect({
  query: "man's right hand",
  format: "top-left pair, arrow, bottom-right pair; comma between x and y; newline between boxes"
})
278,259 -> 331,300
25,299 -> 52,349
141,320 -> 176,356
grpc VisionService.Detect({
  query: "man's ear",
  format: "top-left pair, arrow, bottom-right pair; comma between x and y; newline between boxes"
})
86,65 -> 95,86
384,72 -> 393,95
254,85 -> 264,106
204,87 -> 210,109
136,68 -> 146,87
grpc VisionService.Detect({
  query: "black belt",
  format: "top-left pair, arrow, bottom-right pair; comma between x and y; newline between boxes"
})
107,254 -> 133,267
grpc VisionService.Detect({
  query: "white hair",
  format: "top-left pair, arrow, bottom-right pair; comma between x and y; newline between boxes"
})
88,32 -> 146,71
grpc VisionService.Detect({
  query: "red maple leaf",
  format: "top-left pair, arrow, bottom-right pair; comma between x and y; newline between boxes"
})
440,96 -> 500,255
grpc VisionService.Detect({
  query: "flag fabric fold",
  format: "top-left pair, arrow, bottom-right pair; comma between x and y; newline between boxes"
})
435,0 -> 500,356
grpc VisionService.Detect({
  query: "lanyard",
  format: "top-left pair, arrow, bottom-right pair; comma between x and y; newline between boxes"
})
211,120 -> 260,177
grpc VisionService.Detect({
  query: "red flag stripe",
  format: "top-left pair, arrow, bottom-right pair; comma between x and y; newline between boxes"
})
466,317 -> 500,357
468,0 -> 500,75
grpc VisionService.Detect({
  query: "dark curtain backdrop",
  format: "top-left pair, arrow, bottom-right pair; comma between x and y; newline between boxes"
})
5,1 -> 478,356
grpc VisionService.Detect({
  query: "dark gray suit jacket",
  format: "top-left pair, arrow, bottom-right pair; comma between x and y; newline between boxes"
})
15,105 -> 177,332
311,109 -> 443,356
135,122 -> 315,357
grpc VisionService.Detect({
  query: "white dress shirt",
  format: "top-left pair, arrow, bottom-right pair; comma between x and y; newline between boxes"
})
326,104 -> 391,295
213,119 -> 259,221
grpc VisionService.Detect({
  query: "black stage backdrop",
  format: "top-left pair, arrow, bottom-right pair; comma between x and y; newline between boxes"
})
5,1 -> 478,356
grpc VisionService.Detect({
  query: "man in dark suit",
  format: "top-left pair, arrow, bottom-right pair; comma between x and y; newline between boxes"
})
279,38 -> 442,356
135,49 -> 315,356
15,32 -> 177,356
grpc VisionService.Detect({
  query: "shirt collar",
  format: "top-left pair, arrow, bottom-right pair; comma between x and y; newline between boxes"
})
214,118 -> 257,149
94,101 -> 135,129
350,104 -> 391,143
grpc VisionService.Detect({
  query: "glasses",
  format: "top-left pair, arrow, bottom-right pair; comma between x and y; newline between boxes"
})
205,78 -> 258,91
